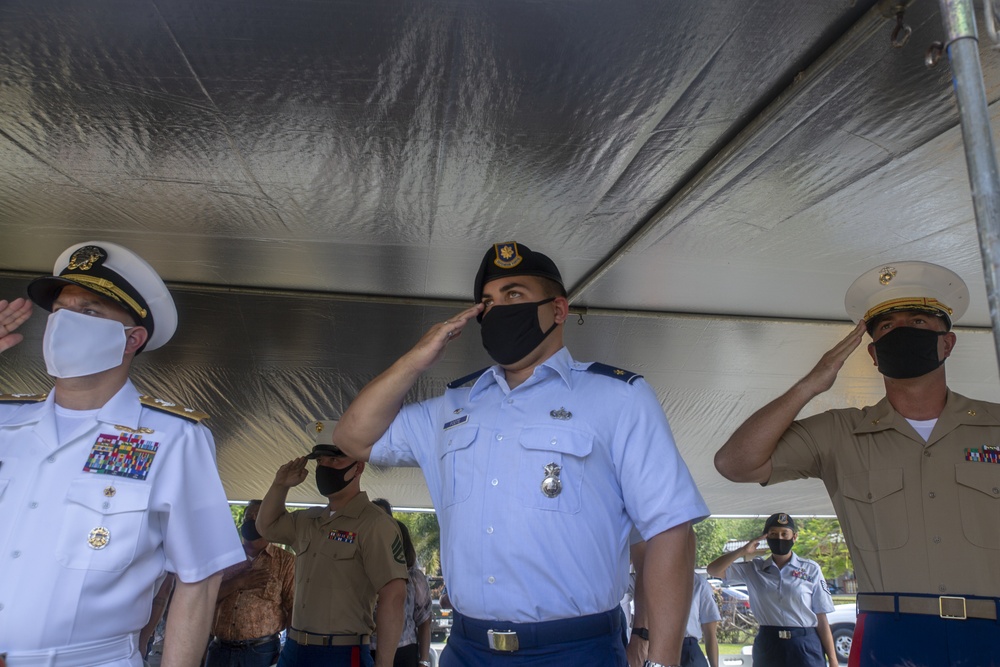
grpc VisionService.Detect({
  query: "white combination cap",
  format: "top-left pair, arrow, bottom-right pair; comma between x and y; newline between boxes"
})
844,261 -> 969,330
27,241 -> 177,350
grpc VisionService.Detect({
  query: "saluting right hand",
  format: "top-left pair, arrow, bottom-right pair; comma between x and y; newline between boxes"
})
798,320 -> 867,397
742,534 -> 769,556
0,298 -> 33,354
401,302 -> 484,373
273,457 -> 308,488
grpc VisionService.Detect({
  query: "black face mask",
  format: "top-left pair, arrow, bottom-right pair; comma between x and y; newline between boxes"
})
767,538 -> 794,556
480,298 -> 557,365
316,462 -> 358,496
873,327 -> 947,379
241,519 -> 262,542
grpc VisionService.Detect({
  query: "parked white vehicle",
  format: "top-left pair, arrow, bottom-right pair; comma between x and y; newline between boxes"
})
825,602 -> 857,663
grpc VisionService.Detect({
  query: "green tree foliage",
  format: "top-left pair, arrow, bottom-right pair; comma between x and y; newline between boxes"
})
394,511 -> 442,575
790,518 -> 852,579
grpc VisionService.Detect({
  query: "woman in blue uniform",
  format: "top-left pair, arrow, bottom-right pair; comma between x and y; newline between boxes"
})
706,513 -> 838,667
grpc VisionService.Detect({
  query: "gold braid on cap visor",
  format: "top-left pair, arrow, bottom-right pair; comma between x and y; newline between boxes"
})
863,297 -> 952,321
61,274 -> 148,319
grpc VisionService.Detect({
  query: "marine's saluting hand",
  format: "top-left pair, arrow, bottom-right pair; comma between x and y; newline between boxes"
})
273,457 -> 309,488
798,320 -> 867,397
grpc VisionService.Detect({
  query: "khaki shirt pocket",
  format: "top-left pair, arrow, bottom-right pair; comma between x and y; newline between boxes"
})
56,477 -> 151,572
955,463 -> 1000,549
517,426 -> 593,514
840,468 -> 907,551
438,425 -> 478,508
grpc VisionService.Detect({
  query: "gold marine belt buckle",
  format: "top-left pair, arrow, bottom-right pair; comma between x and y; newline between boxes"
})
939,595 -> 967,620
777,630 -> 792,639
487,629 -> 519,652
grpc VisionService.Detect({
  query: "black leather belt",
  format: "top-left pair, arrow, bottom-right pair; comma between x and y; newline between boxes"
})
857,593 -> 999,621
214,633 -> 280,648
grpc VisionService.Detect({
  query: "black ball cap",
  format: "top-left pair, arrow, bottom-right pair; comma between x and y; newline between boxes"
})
473,241 -> 564,305
763,512 -> 796,533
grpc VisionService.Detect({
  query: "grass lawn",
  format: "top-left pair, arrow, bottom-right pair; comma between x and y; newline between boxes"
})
719,642 -> 748,655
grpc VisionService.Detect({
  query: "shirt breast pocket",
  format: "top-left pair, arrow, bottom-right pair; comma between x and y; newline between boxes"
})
955,463 -> 1000,549
839,468 -> 907,551
517,426 -> 593,514
438,425 -> 478,508
56,477 -> 151,572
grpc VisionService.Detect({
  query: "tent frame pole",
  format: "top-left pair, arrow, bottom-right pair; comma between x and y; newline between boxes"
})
940,0 -> 1000,369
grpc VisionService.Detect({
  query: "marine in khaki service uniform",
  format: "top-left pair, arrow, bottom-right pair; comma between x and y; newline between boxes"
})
256,420 -> 408,667
715,262 -> 1000,667
0,241 -> 245,667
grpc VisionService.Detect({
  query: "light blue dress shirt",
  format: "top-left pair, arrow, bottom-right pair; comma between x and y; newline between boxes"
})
686,575 -> 722,639
370,347 -> 709,623
729,552 -> 835,627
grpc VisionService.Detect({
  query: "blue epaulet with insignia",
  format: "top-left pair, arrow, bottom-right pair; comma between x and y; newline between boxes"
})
0,392 -> 47,403
587,362 -> 642,384
447,367 -> 490,389
139,395 -> 209,422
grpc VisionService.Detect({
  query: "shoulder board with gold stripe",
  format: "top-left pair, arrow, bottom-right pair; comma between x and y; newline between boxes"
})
587,362 -> 642,385
0,392 -> 48,402
139,395 -> 209,422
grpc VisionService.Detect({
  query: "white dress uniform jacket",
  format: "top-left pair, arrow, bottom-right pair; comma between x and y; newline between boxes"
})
0,380 -> 244,664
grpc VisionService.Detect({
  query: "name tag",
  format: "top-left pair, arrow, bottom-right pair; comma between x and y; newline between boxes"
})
443,415 -> 469,430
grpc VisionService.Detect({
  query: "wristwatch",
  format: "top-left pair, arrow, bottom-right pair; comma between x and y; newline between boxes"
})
632,626 -> 649,640
643,662 -> 680,667
418,661 -> 431,667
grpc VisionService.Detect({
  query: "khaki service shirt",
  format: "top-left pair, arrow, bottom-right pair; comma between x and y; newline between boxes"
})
769,390 -> 1000,597
259,491 -> 407,635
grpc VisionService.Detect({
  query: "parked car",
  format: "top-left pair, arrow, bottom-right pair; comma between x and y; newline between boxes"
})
430,598 -> 453,642
825,602 -> 857,664
718,586 -> 752,614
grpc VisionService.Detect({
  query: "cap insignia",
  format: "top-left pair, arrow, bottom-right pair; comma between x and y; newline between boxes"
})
777,513 -> 789,524
67,246 -> 107,272
878,266 -> 896,285
493,242 -> 523,270
316,421 -> 324,433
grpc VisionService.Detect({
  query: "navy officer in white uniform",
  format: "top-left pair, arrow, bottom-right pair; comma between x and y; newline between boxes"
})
0,241 -> 245,667
707,513 -> 838,667
333,242 -> 709,667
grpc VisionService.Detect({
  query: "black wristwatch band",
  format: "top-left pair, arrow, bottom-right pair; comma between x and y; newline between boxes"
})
632,626 -> 650,640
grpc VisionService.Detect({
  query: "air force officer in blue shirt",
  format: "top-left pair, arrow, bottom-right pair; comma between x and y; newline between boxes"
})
334,242 -> 708,667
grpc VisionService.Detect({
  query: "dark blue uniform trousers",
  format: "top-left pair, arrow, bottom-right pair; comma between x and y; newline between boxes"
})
850,610 -> 1000,667
679,636 -> 708,667
752,626 -> 824,667
276,638 -> 372,667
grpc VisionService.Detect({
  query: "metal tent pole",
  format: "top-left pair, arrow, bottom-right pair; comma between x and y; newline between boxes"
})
939,0 -> 1000,369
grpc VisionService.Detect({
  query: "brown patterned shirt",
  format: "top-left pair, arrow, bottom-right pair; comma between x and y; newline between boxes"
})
212,543 -> 296,640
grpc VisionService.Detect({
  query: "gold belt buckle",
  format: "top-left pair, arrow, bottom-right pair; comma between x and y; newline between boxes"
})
487,630 -> 519,652
778,630 -> 792,639
939,595 -> 967,620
